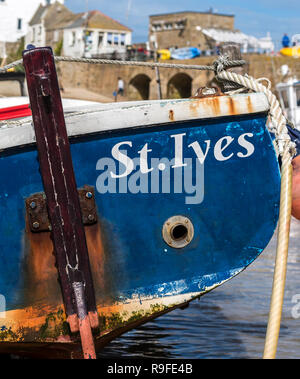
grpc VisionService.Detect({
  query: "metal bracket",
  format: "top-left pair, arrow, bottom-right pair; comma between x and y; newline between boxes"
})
25,185 -> 97,233
191,86 -> 224,99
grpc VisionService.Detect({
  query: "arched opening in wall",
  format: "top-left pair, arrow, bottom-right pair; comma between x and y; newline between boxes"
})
128,74 -> 151,100
167,73 -> 192,99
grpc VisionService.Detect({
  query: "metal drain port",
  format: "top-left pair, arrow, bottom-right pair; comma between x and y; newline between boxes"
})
162,216 -> 194,249
171,224 -> 188,241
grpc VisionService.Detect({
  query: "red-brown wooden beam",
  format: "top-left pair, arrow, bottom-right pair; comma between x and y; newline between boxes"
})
23,46 -> 97,359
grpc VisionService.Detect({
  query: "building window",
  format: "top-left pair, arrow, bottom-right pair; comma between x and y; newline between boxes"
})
164,23 -> 173,30
53,31 -> 59,42
107,33 -> 113,45
113,34 -> 119,46
175,21 -> 185,29
297,87 -> 300,107
152,23 -> 162,31
120,34 -> 126,46
70,31 -> 76,47
17,19 -> 22,31
98,32 -> 104,47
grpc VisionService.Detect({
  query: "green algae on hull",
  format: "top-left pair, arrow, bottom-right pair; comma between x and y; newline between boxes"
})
39,308 -> 70,340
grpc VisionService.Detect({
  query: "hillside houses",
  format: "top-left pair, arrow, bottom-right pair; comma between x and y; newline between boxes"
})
25,3 -> 132,58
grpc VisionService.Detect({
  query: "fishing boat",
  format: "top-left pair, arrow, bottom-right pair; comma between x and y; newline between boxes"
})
0,47 -> 281,358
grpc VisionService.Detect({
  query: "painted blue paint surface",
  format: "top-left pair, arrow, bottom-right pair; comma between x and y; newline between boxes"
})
0,113 -> 280,310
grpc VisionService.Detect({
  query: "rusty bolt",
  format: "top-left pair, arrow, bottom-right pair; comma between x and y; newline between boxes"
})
30,201 -> 37,209
86,192 -> 93,199
88,214 -> 95,222
32,221 -> 40,229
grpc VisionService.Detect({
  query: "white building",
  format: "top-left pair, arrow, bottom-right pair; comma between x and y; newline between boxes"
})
0,0 -> 64,43
202,28 -> 275,54
25,2 -> 75,49
63,10 -> 132,58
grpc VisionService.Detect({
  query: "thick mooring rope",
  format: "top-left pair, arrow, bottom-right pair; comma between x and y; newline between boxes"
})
215,67 -> 294,359
263,150 -> 293,359
0,54 -> 294,359
0,55 -> 246,74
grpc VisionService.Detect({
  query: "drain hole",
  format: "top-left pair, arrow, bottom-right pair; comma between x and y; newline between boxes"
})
171,224 -> 188,241
162,216 -> 194,249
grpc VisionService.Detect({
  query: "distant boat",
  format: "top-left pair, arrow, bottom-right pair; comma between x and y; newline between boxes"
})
0,90 -> 281,358
171,47 -> 201,60
280,47 -> 300,58
157,49 -> 171,60
280,34 -> 300,58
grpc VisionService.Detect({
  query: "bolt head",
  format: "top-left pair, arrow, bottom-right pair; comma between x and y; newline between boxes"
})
30,201 -> 36,209
86,192 -> 93,199
32,221 -> 40,229
88,214 -> 94,221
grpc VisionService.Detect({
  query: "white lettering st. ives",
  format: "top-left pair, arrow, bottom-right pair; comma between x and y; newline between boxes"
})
95,132 -> 255,205
109,132 -> 255,178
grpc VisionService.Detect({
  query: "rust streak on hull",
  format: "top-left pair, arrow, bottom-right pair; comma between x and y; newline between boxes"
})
24,215 -> 62,308
169,109 -> 175,122
228,96 -> 237,115
246,95 -> 254,114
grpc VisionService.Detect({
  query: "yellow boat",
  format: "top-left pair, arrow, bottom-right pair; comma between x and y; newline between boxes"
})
158,49 -> 171,60
281,34 -> 300,57
280,47 -> 300,58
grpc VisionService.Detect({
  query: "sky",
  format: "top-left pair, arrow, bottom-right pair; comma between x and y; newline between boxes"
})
65,0 -> 300,50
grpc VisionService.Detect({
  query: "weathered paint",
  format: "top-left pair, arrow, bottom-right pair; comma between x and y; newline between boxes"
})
0,95 -> 280,356
0,93 -> 269,151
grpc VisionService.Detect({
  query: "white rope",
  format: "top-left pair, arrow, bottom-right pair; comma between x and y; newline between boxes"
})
214,60 -> 294,360
216,70 -> 295,158
0,55 -> 246,74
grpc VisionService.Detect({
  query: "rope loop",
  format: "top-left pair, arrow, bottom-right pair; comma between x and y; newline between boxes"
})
216,69 -> 295,161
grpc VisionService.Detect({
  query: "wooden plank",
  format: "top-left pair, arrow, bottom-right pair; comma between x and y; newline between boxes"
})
23,46 -> 97,358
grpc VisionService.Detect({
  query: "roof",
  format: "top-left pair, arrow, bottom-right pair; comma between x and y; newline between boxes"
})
29,4 -> 50,26
202,28 -> 274,50
29,2 -> 76,29
202,28 -> 251,44
150,11 -> 234,18
44,5 -> 77,30
65,10 -> 132,32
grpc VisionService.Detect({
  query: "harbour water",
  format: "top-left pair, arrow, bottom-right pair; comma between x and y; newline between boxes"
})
99,218 -> 300,359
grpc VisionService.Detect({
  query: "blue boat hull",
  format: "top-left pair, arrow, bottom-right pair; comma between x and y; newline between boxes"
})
0,110 -> 280,350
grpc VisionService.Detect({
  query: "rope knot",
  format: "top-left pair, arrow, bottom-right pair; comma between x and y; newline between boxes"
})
213,54 -> 231,73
